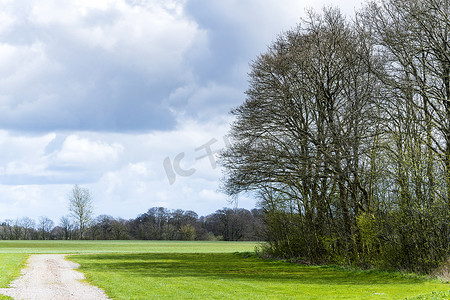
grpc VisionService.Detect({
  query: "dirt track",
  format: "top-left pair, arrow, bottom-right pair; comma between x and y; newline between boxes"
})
0,254 -> 110,300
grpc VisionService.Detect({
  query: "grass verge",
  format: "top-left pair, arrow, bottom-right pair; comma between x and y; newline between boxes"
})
0,253 -> 29,300
69,252 -> 450,300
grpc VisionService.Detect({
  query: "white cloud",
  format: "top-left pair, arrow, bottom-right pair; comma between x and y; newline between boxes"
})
0,42 -> 57,89
30,0 -> 205,75
0,131 -> 54,175
52,135 -> 123,168
0,184 -> 69,222
0,0 -> 208,131
0,116 -> 239,219
0,11 -> 15,35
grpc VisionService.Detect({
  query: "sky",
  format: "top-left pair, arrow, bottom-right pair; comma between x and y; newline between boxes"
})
0,0 -> 362,223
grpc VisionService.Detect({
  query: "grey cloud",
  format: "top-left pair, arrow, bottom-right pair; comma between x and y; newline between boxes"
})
0,1 -> 203,133
0,0 -> 300,133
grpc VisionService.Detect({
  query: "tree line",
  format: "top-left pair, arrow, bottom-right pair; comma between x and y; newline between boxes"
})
0,206 -> 264,241
220,0 -> 450,273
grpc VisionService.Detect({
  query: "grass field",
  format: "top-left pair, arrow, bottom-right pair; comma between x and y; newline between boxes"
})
0,241 -> 449,299
0,240 -> 257,254
70,252 -> 450,299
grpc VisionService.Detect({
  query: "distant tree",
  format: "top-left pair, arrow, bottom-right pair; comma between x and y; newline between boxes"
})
38,216 -> 54,240
59,216 -> 73,240
51,226 -> 66,240
93,215 -> 115,240
12,219 -> 23,240
206,208 -> 258,241
89,216 -> 130,240
4,219 -> 13,239
179,224 -> 196,240
0,224 -> 6,240
20,217 -> 36,240
68,184 -> 93,240
110,218 -> 130,240
125,206 -> 262,241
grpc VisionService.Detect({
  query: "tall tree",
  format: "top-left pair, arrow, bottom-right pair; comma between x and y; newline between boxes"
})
221,7 -> 380,264
358,0 -> 450,271
68,184 -> 93,240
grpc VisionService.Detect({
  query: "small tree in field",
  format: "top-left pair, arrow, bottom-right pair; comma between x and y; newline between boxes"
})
68,184 -> 93,240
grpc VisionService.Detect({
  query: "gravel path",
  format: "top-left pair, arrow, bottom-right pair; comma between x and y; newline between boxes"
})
0,254 -> 111,300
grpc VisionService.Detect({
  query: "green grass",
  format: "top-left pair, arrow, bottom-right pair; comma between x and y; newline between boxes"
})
0,241 -> 256,300
0,240 -> 258,254
409,291 -> 450,299
69,252 -> 450,299
0,241 -> 448,299
0,253 -> 29,300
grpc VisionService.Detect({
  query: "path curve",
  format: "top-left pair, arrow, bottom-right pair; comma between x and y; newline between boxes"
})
0,254 -> 110,300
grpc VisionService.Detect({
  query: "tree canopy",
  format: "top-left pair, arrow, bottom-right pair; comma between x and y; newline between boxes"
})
221,2 -> 450,273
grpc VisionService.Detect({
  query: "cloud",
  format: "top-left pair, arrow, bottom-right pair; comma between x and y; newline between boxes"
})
30,0 -> 204,74
0,184 -> 69,222
0,0 -> 351,133
52,135 -> 123,169
0,11 -> 15,35
0,131 -> 124,185
0,131 -> 54,178
0,0 -> 356,133
0,0 -> 207,132
167,82 -> 242,121
0,116 -> 246,220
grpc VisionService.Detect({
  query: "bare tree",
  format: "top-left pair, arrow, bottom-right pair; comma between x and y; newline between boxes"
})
20,217 -> 36,240
219,1 -> 450,272
12,219 -> 24,240
68,184 -> 93,240
359,0 -> 450,271
59,216 -> 73,240
221,7 -> 380,263
38,216 -> 54,240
